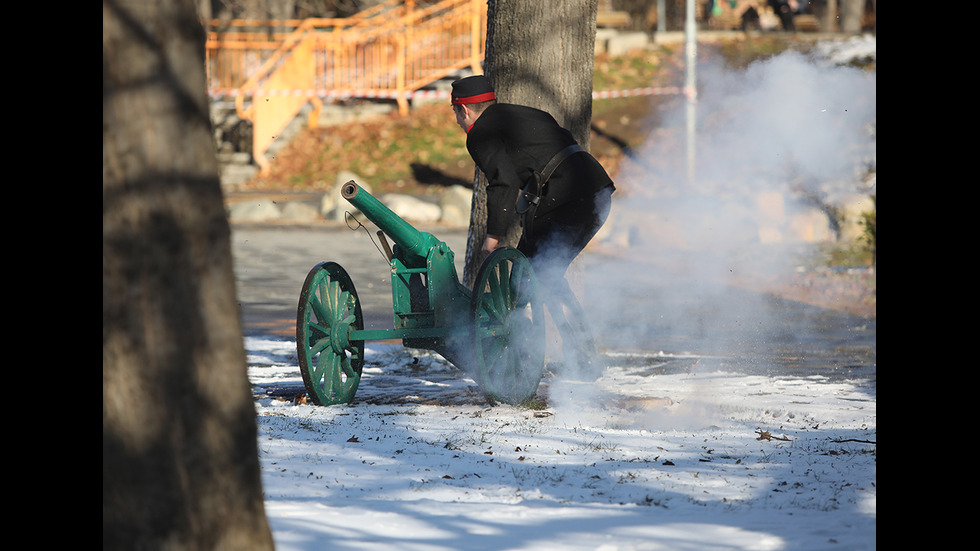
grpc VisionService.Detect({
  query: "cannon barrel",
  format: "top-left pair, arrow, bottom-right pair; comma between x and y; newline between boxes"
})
341,180 -> 440,261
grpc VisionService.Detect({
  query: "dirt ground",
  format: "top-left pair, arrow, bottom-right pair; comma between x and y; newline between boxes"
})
241,97 -> 670,197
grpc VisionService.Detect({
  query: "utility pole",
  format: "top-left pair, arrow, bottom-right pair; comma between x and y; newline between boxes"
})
684,0 -> 698,185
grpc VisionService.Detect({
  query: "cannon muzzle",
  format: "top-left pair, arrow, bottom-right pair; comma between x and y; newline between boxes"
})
342,180 -> 440,262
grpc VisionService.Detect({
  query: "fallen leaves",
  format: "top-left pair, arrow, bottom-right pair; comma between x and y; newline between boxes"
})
756,429 -> 791,441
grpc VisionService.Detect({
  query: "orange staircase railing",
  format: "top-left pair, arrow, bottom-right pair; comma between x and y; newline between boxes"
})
205,0 -> 486,174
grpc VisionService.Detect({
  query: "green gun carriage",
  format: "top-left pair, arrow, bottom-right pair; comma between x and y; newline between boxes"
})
296,180 -> 545,406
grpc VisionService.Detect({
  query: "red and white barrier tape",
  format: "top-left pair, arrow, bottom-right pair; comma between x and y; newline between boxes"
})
207,86 -> 685,100
592,86 -> 683,98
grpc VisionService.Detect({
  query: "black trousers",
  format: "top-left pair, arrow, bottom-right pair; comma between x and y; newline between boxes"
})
518,186 -> 613,282
517,186 -> 612,378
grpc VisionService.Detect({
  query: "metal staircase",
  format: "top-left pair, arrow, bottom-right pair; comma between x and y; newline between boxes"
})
206,0 -> 486,175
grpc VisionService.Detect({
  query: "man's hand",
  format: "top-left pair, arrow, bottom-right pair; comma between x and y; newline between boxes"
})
482,234 -> 501,256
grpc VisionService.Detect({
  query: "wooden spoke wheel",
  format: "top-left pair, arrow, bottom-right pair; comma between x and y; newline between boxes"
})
296,262 -> 365,405
470,248 -> 545,405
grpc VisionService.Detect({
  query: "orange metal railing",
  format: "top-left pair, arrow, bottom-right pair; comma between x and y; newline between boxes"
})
205,0 -> 486,174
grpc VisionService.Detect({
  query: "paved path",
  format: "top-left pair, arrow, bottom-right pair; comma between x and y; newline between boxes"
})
231,223 -> 876,385
231,222 -> 470,338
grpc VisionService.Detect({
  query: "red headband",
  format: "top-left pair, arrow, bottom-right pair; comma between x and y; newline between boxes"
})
451,92 -> 496,105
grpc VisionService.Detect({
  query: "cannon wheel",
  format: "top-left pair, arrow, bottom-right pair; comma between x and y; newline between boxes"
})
296,262 -> 365,406
470,248 -> 545,405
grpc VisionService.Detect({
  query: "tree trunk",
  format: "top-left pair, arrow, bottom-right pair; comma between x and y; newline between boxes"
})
103,0 -> 274,549
462,0 -> 598,287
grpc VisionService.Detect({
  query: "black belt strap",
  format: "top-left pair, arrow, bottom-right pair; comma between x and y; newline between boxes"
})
517,144 -> 584,247
540,144 -> 583,184
517,144 -> 583,215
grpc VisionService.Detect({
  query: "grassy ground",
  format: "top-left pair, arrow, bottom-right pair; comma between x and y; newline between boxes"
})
239,41 -> 697,196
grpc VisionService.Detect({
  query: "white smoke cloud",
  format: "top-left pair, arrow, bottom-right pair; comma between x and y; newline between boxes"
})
548,37 -> 876,427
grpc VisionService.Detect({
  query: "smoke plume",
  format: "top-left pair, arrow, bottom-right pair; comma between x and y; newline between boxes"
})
549,37 -> 876,428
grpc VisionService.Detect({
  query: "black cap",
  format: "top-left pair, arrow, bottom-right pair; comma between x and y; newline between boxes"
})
451,75 -> 496,105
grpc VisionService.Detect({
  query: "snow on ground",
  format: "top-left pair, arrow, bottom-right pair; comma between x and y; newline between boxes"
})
247,337 -> 875,551
812,34 -> 876,66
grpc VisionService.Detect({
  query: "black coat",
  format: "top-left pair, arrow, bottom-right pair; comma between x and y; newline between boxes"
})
466,103 -> 614,236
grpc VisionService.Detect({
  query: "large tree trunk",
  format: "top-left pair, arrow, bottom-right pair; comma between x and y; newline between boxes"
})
103,0 -> 274,549
462,0 -> 598,287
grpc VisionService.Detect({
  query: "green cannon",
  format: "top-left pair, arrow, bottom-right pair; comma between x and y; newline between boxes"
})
296,180 -> 545,406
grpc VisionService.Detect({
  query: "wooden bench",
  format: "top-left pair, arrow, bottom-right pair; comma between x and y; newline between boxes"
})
793,14 -> 820,32
707,0 -> 760,31
597,10 -> 633,29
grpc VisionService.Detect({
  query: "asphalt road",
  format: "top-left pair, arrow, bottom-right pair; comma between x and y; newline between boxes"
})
230,222 -> 468,337
230,223 -> 876,386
